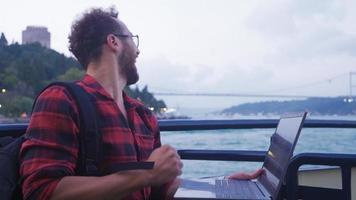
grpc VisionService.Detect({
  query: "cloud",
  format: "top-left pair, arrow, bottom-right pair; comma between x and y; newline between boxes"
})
246,0 -> 356,59
136,56 -> 278,94
246,1 -> 297,38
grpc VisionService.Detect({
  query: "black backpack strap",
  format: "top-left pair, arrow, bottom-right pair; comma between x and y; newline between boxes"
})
33,82 -> 102,176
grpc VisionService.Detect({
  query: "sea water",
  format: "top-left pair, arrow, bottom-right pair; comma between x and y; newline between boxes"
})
161,125 -> 356,178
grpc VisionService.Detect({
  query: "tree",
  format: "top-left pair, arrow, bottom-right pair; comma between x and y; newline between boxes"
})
0,33 -> 8,46
57,67 -> 84,81
0,92 -> 33,117
127,85 -> 166,112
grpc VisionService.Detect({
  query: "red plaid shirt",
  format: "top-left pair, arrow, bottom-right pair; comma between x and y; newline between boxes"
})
20,75 -> 162,200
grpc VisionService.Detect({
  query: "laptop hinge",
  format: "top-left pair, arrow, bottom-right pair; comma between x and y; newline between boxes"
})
256,180 -> 272,199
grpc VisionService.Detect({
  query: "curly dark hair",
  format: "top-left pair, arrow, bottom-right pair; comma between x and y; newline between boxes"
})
68,7 -> 122,69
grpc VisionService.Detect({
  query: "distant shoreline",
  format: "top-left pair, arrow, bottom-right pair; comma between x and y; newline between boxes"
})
220,96 -> 356,116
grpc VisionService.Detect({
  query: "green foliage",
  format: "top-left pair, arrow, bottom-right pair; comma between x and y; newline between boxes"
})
57,67 -> 85,81
125,85 -> 166,112
0,67 -> 18,88
0,92 -> 33,117
0,43 -> 81,93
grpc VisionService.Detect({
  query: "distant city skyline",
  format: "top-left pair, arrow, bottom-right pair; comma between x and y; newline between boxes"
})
1,0 -> 356,110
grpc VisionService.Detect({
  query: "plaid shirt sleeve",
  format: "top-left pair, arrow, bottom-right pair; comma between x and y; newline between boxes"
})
20,86 -> 80,200
151,113 -> 161,149
146,111 -> 174,199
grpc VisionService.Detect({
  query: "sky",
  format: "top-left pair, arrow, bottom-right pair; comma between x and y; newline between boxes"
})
1,0 -> 356,112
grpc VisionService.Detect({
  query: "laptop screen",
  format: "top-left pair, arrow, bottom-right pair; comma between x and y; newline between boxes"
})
257,113 -> 306,199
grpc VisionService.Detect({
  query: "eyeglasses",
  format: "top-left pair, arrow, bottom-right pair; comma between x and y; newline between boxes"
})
114,34 -> 139,48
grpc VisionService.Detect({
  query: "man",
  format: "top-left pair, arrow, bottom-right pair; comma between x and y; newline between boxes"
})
20,7 -> 262,200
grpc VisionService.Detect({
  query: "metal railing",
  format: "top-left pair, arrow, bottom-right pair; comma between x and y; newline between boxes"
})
3,119 -> 356,136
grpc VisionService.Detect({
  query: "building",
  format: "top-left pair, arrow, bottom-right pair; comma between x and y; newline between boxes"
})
22,26 -> 51,48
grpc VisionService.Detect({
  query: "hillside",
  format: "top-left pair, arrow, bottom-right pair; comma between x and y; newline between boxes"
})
221,97 -> 356,116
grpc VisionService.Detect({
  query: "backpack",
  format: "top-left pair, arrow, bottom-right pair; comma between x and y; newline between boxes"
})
0,82 -> 102,200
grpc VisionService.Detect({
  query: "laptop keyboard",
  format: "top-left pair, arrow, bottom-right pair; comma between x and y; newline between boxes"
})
215,179 -> 265,199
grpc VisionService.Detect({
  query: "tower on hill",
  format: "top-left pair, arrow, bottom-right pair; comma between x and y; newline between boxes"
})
22,26 -> 51,48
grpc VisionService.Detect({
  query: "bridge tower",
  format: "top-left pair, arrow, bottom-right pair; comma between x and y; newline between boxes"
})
347,71 -> 356,102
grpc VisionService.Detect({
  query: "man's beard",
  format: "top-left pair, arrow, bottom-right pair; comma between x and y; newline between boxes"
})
118,43 -> 139,85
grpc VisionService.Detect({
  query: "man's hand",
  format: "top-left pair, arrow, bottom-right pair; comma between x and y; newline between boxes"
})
146,145 -> 183,186
163,178 -> 181,200
227,168 -> 264,180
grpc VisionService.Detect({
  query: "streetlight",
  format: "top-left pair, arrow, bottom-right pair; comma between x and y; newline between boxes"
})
0,104 -> 2,108
1,88 -> 5,93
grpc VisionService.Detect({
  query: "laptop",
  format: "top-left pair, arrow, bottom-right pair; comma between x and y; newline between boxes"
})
174,112 -> 307,200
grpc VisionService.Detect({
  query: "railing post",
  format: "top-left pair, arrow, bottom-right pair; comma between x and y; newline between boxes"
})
341,166 -> 352,200
285,162 -> 300,200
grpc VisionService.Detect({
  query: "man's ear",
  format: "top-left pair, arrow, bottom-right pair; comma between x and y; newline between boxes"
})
106,34 -> 121,51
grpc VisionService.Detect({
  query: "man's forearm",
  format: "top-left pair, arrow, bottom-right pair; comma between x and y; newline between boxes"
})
50,170 -> 148,200
49,144 -> 182,200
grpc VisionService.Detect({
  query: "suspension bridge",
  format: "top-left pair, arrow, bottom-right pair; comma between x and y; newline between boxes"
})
151,72 -> 356,99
